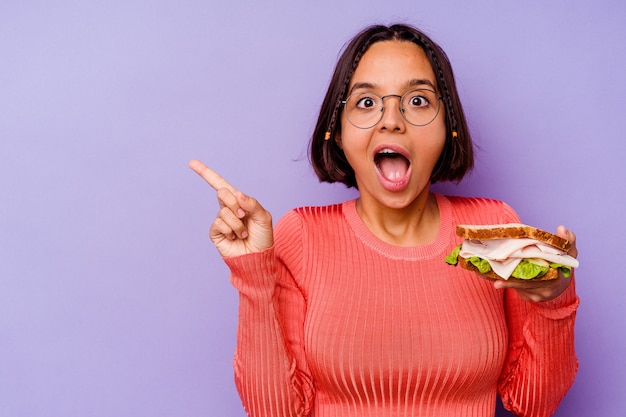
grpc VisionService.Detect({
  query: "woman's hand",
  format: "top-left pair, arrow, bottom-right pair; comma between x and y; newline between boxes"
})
492,225 -> 578,302
189,159 -> 274,258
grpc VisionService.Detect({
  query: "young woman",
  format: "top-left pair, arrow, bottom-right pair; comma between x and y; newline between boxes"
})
190,23 -> 579,417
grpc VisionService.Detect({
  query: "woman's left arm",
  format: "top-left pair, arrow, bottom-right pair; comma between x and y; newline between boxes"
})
497,226 -> 580,417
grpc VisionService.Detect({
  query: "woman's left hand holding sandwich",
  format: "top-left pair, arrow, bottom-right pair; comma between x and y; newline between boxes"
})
492,225 -> 578,302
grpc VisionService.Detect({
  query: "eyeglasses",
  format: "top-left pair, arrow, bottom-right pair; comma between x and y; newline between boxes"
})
341,88 -> 443,129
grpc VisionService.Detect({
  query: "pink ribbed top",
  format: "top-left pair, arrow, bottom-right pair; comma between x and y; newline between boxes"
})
225,194 -> 578,417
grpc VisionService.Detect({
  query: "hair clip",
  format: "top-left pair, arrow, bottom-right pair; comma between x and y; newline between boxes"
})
324,131 -> 331,141
452,131 -> 458,138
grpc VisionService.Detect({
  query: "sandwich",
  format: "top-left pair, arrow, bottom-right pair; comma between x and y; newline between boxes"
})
445,224 -> 579,281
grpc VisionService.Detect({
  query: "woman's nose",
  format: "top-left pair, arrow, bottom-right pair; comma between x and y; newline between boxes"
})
378,95 -> 406,132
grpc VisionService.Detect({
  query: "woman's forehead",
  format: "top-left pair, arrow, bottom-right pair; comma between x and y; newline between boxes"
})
350,40 -> 437,91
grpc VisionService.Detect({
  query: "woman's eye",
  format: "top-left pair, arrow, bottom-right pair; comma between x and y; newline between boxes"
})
409,95 -> 428,107
356,97 -> 376,109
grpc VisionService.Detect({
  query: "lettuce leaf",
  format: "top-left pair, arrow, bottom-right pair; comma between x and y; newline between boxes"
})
445,245 -> 462,265
550,263 -> 573,278
511,259 -> 549,279
467,256 -> 492,274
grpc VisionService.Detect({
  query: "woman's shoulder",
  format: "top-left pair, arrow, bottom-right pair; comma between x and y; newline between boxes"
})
282,201 -> 346,219
444,194 -> 507,208
440,194 -> 520,224
275,201 -> 349,234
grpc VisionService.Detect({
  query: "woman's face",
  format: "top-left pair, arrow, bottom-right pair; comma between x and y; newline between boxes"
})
337,40 -> 446,210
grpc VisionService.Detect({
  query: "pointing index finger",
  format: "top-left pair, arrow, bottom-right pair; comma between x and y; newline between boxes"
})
189,159 -> 237,193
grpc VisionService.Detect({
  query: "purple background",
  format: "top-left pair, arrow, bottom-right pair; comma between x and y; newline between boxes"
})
1,1 -> 624,416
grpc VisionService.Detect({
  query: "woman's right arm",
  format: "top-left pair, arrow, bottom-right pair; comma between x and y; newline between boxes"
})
225,244 -> 315,417
190,160 -> 314,416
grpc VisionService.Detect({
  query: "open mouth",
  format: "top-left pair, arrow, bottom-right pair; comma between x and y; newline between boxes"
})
374,148 -> 411,182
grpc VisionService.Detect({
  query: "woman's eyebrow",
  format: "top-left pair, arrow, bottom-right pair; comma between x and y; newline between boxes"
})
348,82 -> 376,95
348,79 -> 437,95
408,78 -> 437,90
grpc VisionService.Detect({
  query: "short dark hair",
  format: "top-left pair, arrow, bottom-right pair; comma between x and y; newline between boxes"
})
309,23 -> 474,188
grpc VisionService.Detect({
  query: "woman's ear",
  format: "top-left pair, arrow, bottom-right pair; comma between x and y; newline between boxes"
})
335,131 -> 343,149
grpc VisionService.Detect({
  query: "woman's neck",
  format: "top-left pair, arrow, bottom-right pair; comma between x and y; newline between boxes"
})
355,191 -> 440,247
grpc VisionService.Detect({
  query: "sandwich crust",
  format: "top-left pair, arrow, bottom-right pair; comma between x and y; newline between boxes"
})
457,256 -> 560,282
455,223 -> 572,252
